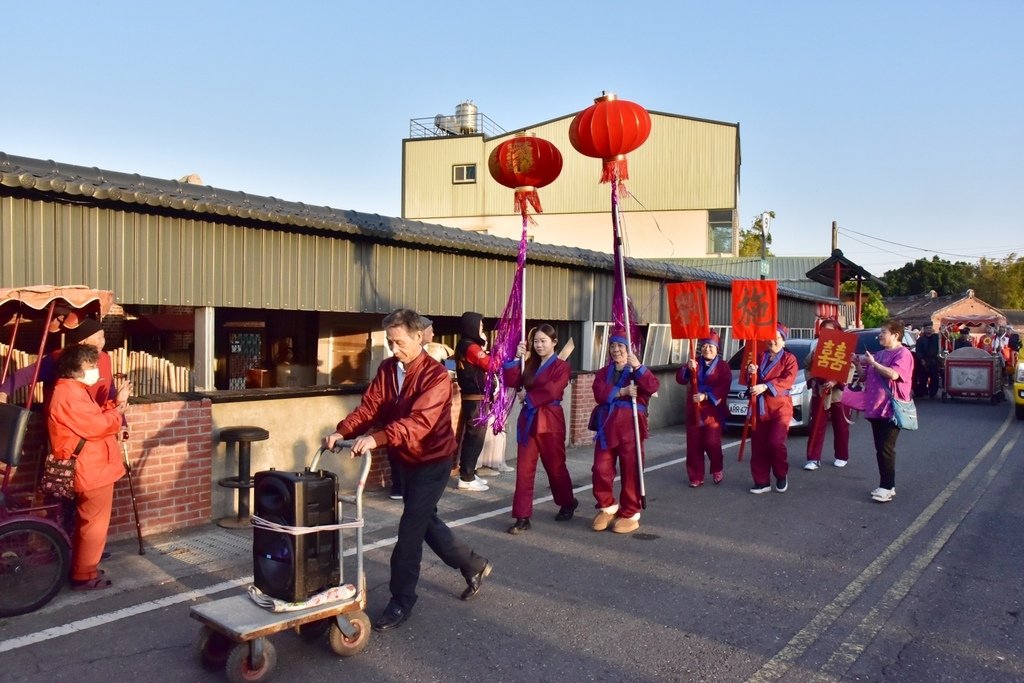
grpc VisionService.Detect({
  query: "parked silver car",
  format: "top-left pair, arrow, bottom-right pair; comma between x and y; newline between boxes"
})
724,338 -> 814,432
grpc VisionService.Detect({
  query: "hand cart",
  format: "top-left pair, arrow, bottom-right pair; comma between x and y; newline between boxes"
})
190,443 -> 371,682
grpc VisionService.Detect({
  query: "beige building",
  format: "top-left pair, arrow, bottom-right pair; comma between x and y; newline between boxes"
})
402,102 -> 741,258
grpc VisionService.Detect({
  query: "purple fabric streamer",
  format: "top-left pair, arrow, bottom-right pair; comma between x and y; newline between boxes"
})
477,217 -> 529,433
611,174 -> 641,355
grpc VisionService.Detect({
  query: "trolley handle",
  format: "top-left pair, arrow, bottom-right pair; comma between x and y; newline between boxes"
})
310,440 -> 354,470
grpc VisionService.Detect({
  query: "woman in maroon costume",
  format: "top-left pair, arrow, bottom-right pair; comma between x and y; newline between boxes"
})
501,325 -> 577,535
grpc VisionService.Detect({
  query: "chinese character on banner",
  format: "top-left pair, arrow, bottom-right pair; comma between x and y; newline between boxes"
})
731,280 -> 777,341
666,282 -> 710,340
810,327 -> 858,383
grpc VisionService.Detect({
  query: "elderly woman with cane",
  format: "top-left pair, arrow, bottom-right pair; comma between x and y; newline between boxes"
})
47,343 -> 128,590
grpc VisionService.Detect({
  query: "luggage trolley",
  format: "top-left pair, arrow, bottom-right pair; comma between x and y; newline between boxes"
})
190,443 -> 370,682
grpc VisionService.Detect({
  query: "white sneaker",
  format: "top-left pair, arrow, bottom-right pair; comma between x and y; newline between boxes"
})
833,459 -> 848,468
870,487 -> 895,502
803,461 -> 820,471
474,476 -> 488,485
457,478 -> 489,492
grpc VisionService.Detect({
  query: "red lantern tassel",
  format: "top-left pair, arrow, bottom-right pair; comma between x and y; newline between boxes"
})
600,156 -> 629,184
513,187 -> 541,225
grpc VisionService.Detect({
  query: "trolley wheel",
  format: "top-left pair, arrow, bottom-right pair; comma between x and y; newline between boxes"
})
328,610 -> 371,657
297,617 -> 331,643
226,638 -> 277,683
196,625 -> 233,671
1016,403 -> 1024,421
941,392 -> 948,403
0,519 -> 70,617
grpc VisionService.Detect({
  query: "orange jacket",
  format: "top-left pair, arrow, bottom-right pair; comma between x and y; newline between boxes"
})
47,378 -> 125,492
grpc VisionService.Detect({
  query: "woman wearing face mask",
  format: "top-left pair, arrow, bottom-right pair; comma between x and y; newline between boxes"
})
502,325 -> 576,534
46,343 -> 129,590
676,331 -> 733,487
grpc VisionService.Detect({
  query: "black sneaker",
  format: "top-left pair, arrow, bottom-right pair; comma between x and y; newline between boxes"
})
554,498 -> 580,521
750,483 -> 771,494
775,477 -> 788,493
507,518 -> 531,534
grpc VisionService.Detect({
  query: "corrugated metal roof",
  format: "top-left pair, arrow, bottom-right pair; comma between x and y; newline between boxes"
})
657,256 -> 837,296
0,152 -> 834,305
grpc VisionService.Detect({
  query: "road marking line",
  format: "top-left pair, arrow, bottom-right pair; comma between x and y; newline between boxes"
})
815,435 -> 1018,681
0,444 -> 699,653
747,417 -> 1012,683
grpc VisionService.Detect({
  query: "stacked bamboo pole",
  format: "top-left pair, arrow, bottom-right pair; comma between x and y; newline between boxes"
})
109,346 -> 193,394
1,343 -> 192,397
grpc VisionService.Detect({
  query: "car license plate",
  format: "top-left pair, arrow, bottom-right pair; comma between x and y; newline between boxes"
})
729,402 -> 748,416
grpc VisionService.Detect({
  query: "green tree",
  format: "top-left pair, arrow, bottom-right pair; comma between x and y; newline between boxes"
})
973,254 -> 1024,308
738,211 -> 775,257
881,256 -> 975,296
843,282 -> 889,328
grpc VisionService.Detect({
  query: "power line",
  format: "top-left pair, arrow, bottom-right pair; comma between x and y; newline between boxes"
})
838,227 -> 1024,261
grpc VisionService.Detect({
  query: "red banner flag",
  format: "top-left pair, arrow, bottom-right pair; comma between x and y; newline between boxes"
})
809,328 -> 857,383
666,282 -> 710,340
731,280 -> 778,341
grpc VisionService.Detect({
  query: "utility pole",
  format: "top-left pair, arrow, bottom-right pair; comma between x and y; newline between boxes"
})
759,211 -> 772,280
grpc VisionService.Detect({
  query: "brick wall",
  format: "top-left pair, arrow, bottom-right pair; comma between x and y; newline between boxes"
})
8,399 -> 213,541
569,373 -> 597,446
111,399 -> 213,538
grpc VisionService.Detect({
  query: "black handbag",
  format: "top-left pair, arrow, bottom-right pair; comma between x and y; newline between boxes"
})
40,438 -> 85,499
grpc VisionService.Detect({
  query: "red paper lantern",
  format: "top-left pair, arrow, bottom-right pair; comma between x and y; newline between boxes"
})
488,134 -> 563,217
569,92 -> 652,183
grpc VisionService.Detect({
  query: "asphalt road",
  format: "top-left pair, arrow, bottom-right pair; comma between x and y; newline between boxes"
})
1,397 -> 1022,683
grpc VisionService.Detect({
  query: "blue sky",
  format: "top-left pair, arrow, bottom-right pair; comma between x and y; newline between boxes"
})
3,1 -> 1022,275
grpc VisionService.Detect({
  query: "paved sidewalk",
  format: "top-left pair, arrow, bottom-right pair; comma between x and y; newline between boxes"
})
98,425 -> 689,591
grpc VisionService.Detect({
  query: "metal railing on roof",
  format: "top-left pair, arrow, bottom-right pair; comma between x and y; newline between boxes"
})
408,113 -> 506,139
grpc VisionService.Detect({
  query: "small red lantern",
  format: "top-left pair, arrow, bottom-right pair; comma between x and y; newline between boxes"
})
569,92 -> 651,183
488,134 -> 563,218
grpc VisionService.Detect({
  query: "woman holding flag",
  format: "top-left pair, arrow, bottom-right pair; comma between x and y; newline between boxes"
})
590,328 -> 660,534
501,325 -> 577,535
676,331 -> 733,487
743,324 -> 798,494
804,318 -> 852,470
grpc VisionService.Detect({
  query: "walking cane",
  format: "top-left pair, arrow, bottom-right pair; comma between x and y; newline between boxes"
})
121,431 -> 145,555
611,179 -> 647,509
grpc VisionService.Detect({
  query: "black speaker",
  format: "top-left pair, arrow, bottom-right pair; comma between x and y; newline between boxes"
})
253,469 -> 339,602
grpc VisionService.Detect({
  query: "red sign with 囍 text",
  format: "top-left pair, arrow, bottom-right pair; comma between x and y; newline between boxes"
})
810,328 -> 858,383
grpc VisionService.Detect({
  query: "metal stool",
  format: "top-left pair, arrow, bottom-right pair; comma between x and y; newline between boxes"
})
216,426 -> 270,529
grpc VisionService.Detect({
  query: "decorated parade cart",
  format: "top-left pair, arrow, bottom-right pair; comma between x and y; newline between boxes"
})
939,313 -> 1007,404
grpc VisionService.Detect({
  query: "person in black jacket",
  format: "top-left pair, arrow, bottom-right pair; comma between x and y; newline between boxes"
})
454,312 -> 497,492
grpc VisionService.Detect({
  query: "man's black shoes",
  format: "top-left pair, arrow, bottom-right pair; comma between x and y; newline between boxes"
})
460,560 -> 492,601
373,604 -> 410,631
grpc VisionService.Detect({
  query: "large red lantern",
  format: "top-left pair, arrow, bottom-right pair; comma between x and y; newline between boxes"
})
488,134 -> 563,218
569,92 -> 651,183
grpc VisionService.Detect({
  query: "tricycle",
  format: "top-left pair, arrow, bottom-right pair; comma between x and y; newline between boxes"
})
0,285 -> 115,616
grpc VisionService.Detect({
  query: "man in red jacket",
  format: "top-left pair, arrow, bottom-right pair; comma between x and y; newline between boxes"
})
325,309 -> 491,632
